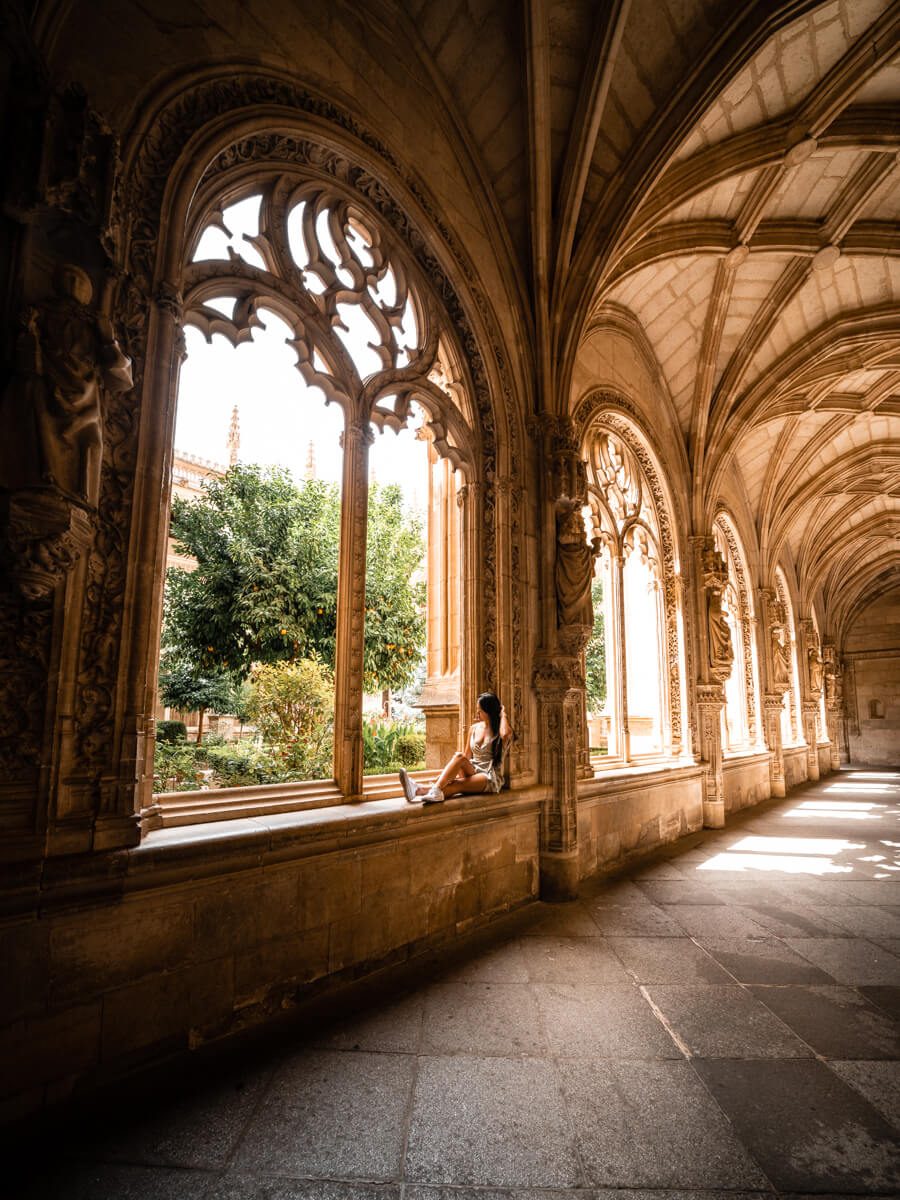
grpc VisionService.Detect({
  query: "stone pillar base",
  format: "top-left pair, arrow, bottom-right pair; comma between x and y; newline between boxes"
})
770,778 -> 786,798
539,850 -> 580,902
703,799 -> 725,828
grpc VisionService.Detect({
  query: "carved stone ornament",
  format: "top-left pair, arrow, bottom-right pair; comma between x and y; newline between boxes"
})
768,593 -> 791,693
807,639 -> 824,696
701,545 -> 734,680
4,489 -> 96,600
555,499 -> 599,638
0,264 -> 132,510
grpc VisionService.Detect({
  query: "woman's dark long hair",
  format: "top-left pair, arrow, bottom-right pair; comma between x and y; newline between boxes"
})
477,692 -> 504,768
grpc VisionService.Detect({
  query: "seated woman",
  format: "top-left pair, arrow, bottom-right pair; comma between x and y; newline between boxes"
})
400,692 -> 513,804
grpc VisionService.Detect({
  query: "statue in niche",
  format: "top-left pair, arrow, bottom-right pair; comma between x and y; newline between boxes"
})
807,641 -> 824,694
771,627 -> 792,690
702,545 -> 734,675
0,263 -> 132,508
555,500 -> 601,629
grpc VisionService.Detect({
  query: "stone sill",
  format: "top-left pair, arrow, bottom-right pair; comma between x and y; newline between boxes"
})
577,759 -> 703,801
126,784 -> 546,895
722,749 -> 771,765
145,769 -> 441,830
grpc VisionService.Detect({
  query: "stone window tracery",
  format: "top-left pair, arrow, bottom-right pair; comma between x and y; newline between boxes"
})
163,171 -> 476,799
775,567 -> 803,746
713,517 -> 760,754
585,428 -> 674,763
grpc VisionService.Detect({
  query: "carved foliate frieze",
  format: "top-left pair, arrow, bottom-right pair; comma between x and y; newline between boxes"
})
0,599 -> 52,780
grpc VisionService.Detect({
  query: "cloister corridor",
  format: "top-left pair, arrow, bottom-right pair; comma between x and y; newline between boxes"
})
15,766 -> 900,1199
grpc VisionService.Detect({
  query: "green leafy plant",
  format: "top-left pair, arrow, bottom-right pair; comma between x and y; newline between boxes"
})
156,719 -> 187,744
585,575 -> 607,713
153,741 -> 203,792
157,661 -> 236,744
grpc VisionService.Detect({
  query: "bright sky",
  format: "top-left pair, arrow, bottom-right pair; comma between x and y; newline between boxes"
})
174,196 -> 428,506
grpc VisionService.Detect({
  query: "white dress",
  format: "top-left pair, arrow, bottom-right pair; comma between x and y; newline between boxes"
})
468,726 -> 507,793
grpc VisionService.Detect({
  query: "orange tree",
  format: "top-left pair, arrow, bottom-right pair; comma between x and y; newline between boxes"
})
162,465 -> 425,692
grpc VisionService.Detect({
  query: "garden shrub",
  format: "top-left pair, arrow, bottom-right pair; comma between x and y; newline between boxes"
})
153,741 -> 202,792
156,719 -> 187,744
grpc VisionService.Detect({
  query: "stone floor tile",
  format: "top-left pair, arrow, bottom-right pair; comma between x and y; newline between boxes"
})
532,982 -> 679,1058
684,880 -> 795,905
645,985 -> 813,1058
429,938 -> 531,984
784,937 -> 900,985
830,1060 -> 900,1127
770,878 -> 853,906
215,1180 -> 401,1199
748,985 -> 900,1059
629,860 -> 687,880
860,985 -> 900,1021
585,903 -> 684,936
581,878 -> 656,905
635,881 -> 727,906
815,906 -> 900,940
232,1049 -> 414,1179
836,882 -> 900,905
519,936 -> 632,984
82,1063 -> 273,1168
19,1163 -> 218,1200
607,937 -> 736,985
404,1055 -> 582,1188
659,904 -> 770,938
518,901 -> 604,936
420,981 -> 547,1056
698,936 -> 838,984
693,1059 -> 900,1194
735,902 -> 850,937
557,1059 -> 769,1190
310,987 -> 423,1053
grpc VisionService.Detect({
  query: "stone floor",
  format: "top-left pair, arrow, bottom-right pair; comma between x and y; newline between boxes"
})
17,766 -> 900,1198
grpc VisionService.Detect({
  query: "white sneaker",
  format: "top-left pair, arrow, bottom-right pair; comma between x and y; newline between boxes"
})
399,768 -> 419,804
422,786 -> 445,804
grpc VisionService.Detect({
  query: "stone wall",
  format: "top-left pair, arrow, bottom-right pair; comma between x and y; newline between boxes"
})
783,746 -> 809,790
0,793 -> 540,1121
722,752 -> 772,814
845,592 -> 900,766
576,765 -> 704,878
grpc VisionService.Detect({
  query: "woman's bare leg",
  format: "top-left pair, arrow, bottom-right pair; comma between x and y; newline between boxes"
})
413,750 -> 475,795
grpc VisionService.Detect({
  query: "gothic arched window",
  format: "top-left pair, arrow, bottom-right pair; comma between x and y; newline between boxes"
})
714,516 -> 760,754
584,423 -> 682,764
158,170 -> 478,804
775,568 -> 803,746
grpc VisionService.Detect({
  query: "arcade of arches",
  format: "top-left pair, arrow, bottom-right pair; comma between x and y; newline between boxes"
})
1,0 -> 898,1117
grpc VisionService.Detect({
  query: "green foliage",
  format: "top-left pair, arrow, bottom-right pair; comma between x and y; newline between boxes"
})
246,658 -> 334,779
363,483 -> 426,692
395,729 -> 426,767
163,465 -> 425,692
204,741 -> 284,788
156,719 -> 187,744
158,662 -> 236,716
362,716 -> 424,771
585,575 -> 607,713
153,741 -> 202,792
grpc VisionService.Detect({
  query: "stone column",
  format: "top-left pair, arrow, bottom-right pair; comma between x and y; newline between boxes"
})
333,419 -> 374,801
533,659 -> 582,900
417,440 -> 460,763
799,618 -> 822,781
691,537 -> 734,828
760,590 -> 790,798
762,693 -> 787,797
822,642 -> 841,771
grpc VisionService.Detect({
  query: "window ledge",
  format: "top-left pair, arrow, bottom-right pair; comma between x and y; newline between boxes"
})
578,758 -> 702,800
127,784 -> 546,894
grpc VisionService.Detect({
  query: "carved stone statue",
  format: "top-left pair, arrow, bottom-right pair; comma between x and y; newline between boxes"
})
771,627 -> 792,690
555,501 -> 599,629
0,264 -> 132,508
702,545 -> 734,676
807,643 -> 824,695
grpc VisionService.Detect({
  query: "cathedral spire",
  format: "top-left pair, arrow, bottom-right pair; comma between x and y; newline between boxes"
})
227,405 -> 240,466
304,439 -> 317,480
